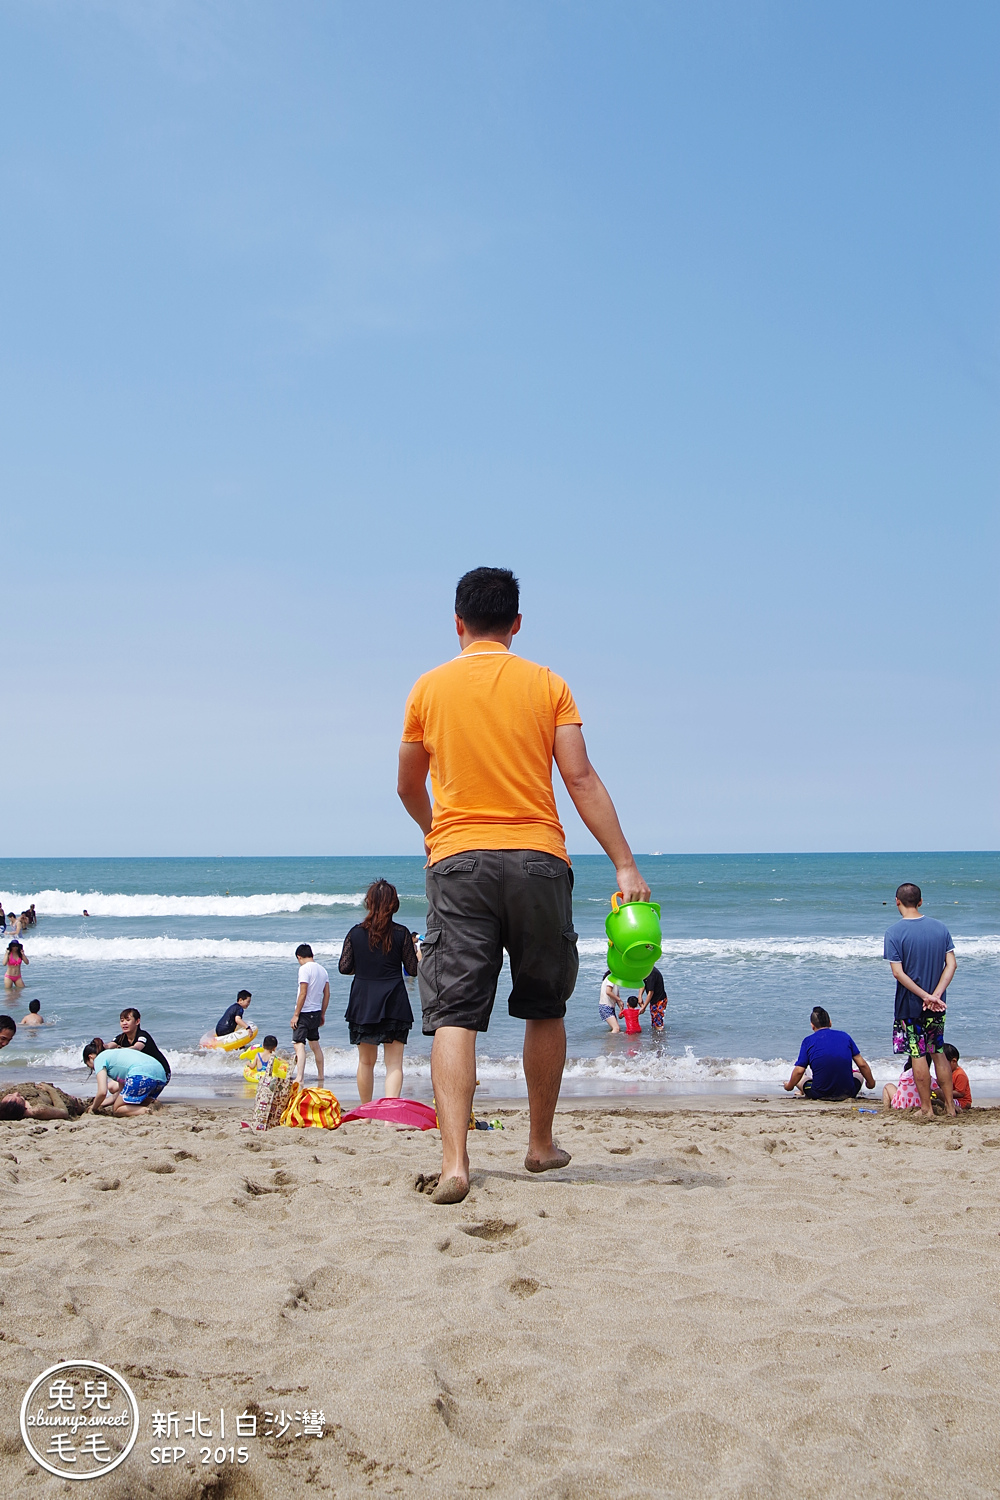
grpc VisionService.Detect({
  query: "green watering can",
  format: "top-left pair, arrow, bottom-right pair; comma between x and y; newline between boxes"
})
605,943 -> 655,988
605,890 -> 662,987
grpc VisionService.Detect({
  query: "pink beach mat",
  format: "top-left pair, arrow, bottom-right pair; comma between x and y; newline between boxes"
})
339,1097 -> 438,1130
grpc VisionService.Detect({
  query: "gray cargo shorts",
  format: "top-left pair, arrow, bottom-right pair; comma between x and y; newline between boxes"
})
418,849 -> 579,1034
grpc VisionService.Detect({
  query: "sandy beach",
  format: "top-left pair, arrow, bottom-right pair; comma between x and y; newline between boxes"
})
1,1094 -> 997,1498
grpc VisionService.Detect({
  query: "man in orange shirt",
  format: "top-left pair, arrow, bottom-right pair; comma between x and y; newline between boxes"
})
398,567 -> 649,1204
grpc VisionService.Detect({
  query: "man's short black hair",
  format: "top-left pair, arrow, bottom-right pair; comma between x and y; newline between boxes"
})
237,989 -> 252,1000
454,567 -> 520,635
942,1042 -> 960,1063
294,945 -> 313,960
0,1015 -> 17,1034
262,1035 -> 279,1050
896,883 -> 921,907
810,1006 -> 832,1029
28,1000 -> 40,1014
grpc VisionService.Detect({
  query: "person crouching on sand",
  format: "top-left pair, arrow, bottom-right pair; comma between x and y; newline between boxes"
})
83,1037 -> 168,1116
783,1007 -> 876,1101
936,1044 -> 971,1111
339,879 -> 418,1103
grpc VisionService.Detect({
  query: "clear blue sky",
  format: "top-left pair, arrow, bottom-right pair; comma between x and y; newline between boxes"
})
2,1 -> 997,856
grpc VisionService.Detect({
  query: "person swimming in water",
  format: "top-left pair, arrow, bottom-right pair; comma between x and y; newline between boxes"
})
20,998 -> 43,1027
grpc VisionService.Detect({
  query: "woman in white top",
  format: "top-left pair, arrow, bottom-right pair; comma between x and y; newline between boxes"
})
598,971 -> 621,1032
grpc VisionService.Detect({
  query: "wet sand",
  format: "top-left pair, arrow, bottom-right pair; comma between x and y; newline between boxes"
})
1,1097 -> 998,1498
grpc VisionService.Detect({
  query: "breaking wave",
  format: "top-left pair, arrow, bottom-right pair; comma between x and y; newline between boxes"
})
0,889 -> 382,918
10,1043 -> 1000,1089
15,937 -> 345,962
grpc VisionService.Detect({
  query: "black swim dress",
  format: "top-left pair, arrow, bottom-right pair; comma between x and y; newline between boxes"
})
339,921 -> 418,1047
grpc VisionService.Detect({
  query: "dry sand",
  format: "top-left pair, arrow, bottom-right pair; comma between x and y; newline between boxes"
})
1,1094 -> 998,1499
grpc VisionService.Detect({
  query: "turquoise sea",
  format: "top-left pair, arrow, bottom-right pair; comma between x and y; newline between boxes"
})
1,852 -> 996,1103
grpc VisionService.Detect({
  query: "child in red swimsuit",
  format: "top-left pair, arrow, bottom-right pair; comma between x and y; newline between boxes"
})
622,997 -> 642,1035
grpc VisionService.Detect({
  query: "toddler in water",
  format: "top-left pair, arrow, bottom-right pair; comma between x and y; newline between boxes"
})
4,942 -> 27,993
246,1035 -> 284,1079
622,996 -> 642,1035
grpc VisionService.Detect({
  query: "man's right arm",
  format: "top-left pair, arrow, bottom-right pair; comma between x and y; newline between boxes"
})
398,742 -> 433,845
553,725 -> 649,902
292,982 -> 307,1022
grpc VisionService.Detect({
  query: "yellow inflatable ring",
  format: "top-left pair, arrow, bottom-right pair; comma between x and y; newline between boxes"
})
199,1024 -> 258,1053
242,1055 -> 288,1085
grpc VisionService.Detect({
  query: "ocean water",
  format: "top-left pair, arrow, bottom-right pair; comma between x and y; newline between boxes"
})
0,853 -> 997,1102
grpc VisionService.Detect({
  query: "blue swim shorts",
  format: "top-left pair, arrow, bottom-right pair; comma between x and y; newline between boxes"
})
599,1004 -> 616,1021
120,1073 -> 166,1106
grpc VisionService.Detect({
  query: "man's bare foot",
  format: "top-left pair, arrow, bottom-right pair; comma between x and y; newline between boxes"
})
431,1174 -> 470,1204
524,1147 -> 571,1174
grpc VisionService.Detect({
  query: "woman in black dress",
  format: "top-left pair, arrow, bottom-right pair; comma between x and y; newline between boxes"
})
339,879 -> 418,1103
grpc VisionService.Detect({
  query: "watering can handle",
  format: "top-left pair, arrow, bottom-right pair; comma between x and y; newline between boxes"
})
611,891 -> 624,914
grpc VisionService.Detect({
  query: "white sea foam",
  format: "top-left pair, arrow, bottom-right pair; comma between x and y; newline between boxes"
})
11,1042 -> 1000,1088
577,935 -> 1000,961
0,889 -> 375,918
9,932 -> 1000,964
16,936 -> 345,962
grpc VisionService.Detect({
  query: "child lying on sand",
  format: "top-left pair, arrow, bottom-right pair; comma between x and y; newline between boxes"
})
0,1082 -> 88,1119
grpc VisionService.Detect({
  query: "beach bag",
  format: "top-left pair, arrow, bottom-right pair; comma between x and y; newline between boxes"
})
280,1086 -> 341,1130
251,1074 -> 296,1131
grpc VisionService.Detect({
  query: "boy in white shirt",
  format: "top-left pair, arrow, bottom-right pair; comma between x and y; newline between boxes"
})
291,943 -> 330,1087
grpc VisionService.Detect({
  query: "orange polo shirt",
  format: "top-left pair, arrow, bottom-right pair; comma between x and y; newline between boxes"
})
402,641 -> 582,865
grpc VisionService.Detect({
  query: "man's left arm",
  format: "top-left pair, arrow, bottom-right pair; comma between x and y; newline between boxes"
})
552,725 -> 649,902
784,1066 -> 807,1092
929,950 -> 957,1008
853,1054 -> 876,1089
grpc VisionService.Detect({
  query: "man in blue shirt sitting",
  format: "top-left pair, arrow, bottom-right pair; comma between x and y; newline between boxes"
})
783,1007 -> 876,1100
